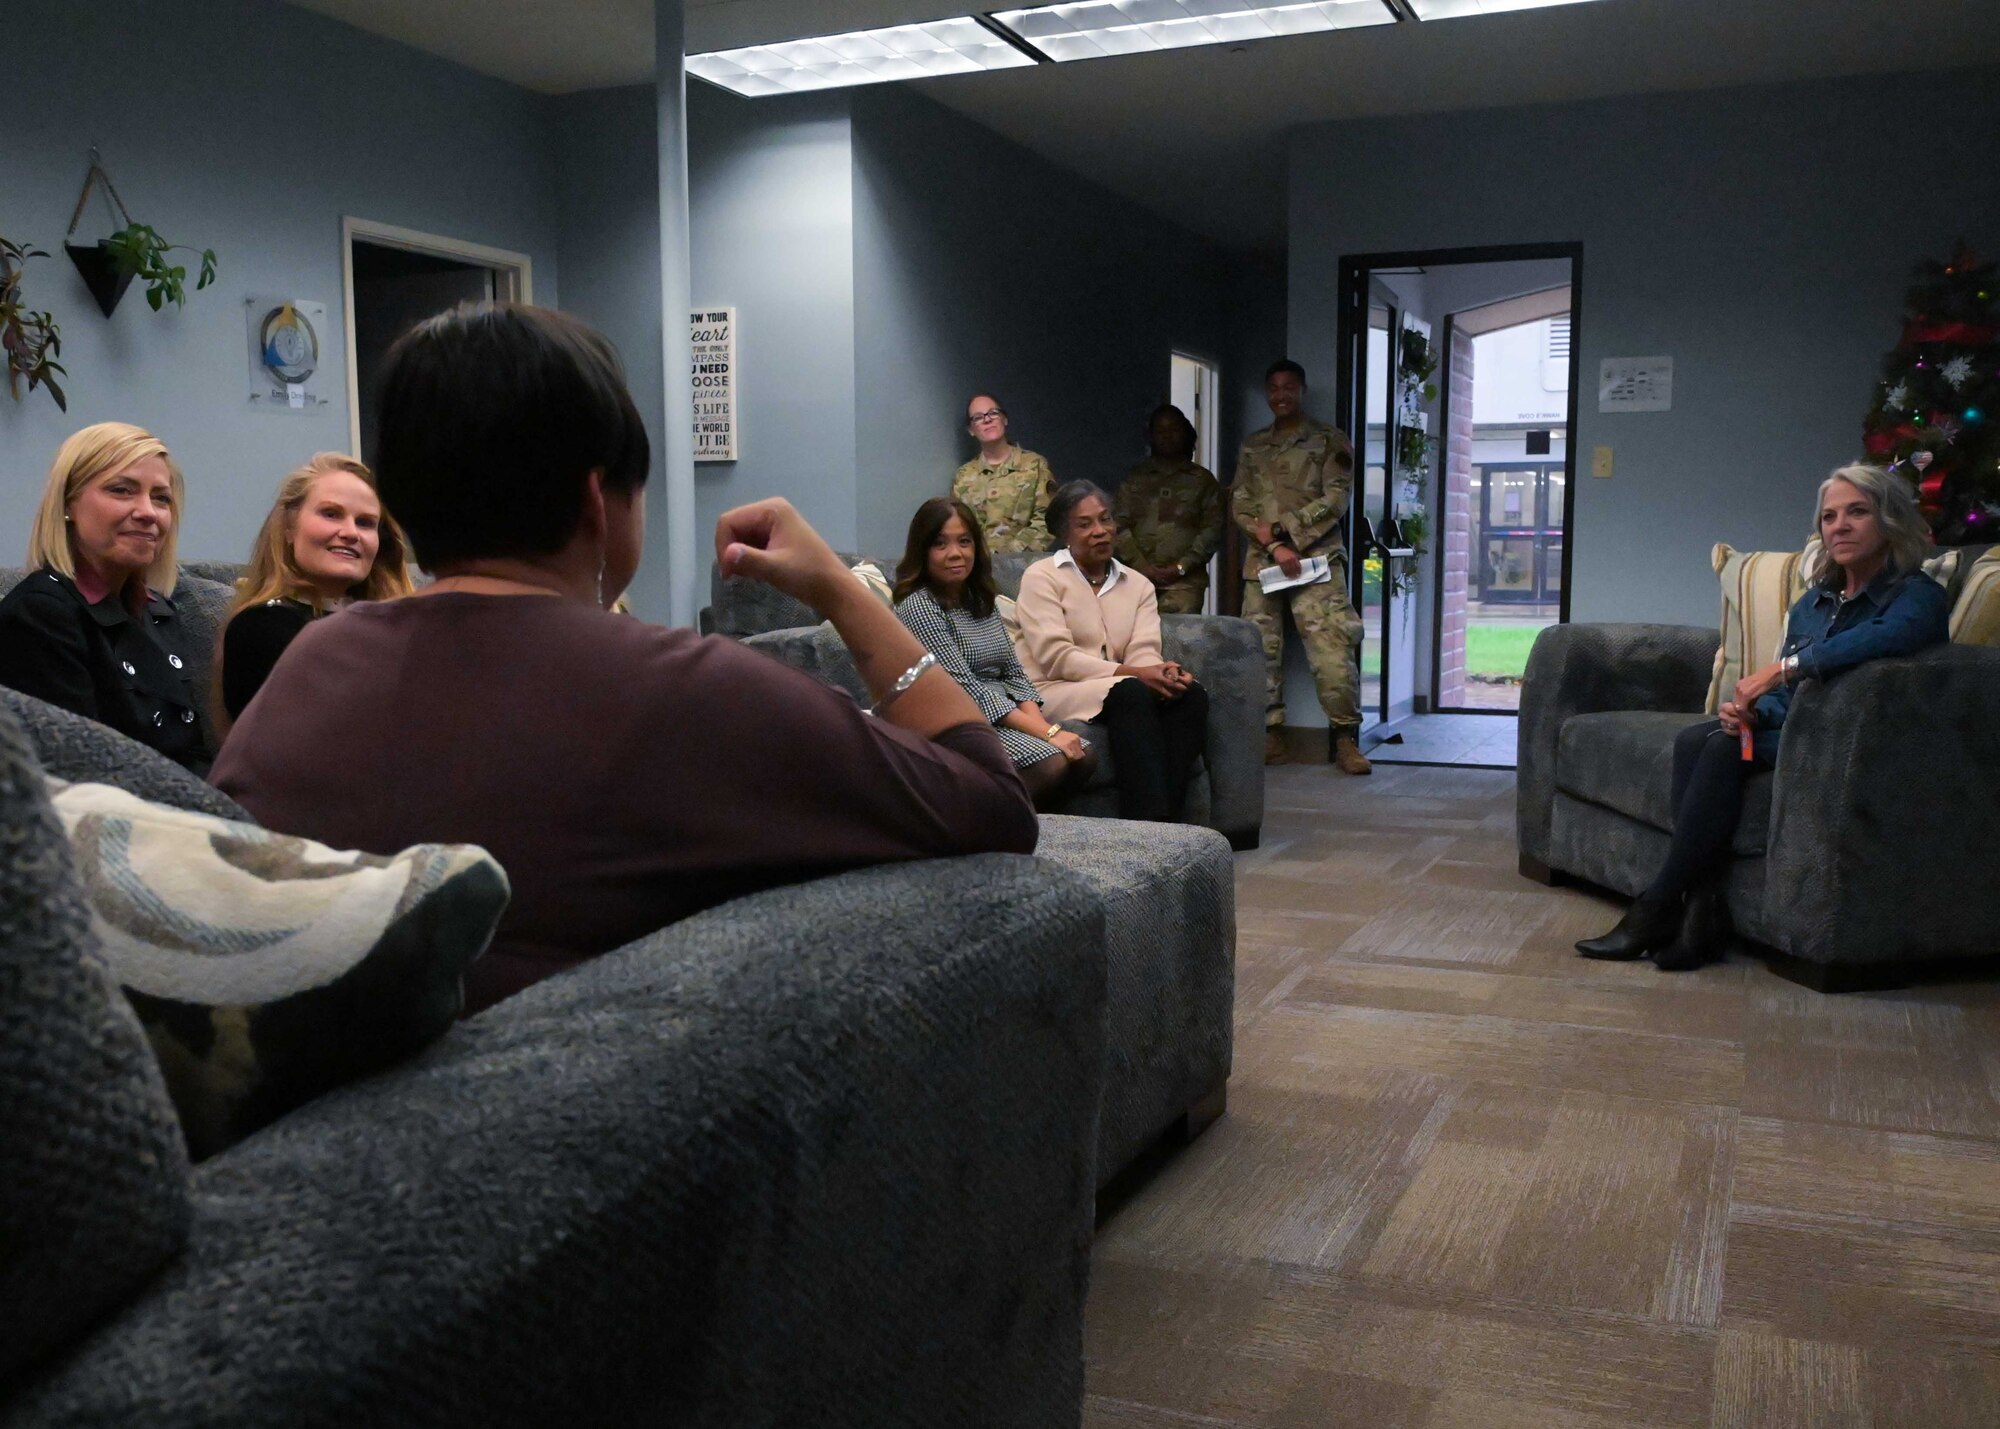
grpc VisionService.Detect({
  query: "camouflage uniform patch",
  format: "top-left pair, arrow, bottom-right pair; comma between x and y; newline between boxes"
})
1114,457 -> 1223,614
952,447 -> 1057,555
1230,418 -> 1363,732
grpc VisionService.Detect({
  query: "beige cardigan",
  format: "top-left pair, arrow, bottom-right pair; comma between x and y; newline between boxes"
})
1015,555 -> 1164,722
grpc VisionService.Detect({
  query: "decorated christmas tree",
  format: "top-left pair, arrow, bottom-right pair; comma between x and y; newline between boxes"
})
1862,243 -> 2000,544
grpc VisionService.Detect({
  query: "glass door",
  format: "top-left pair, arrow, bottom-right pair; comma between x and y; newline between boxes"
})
1357,299 -> 1393,729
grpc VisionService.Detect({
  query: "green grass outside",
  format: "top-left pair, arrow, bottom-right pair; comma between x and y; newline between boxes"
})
1464,624 -> 1548,680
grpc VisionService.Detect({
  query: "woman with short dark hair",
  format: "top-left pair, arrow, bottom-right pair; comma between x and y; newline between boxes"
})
893,496 -> 1096,810
1576,463 -> 1949,971
1016,480 -> 1209,823
215,302 -> 1036,1014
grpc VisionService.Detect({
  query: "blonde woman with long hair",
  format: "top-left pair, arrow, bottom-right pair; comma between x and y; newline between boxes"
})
216,452 -> 413,724
0,422 -> 208,769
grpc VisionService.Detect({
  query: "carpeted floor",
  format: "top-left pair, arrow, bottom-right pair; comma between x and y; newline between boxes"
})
1084,764 -> 2000,1428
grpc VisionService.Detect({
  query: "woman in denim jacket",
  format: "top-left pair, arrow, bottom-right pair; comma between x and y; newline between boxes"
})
1577,463 -> 1949,971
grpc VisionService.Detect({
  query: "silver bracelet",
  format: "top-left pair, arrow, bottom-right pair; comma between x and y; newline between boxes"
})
872,651 -> 937,716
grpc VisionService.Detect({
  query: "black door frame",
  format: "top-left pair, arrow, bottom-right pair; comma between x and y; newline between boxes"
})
1336,241 -> 1584,719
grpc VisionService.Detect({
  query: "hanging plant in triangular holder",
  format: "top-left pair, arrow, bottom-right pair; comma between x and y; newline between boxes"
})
66,242 -> 133,319
65,157 -> 138,317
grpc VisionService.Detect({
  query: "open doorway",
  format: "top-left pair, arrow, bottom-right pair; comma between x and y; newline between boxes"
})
1337,243 -> 1582,767
1169,351 -> 1222,612
341,218 -> 533,461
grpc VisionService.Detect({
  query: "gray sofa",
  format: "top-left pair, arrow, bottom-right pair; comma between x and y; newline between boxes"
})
1517,622 -> 2000,989
0,699 -> 1109,1426
712,551 -> 1267,851
2,563 -> 1241,1424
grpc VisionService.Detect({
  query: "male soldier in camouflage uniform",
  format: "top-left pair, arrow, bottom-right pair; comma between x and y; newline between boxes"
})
952,393 -> 1057,555
1232,359 -> 1371,775
1115,403 -> 1223,615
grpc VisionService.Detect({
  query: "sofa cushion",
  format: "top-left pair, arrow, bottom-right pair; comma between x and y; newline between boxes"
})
1036,815 -> 1233,1184
1949,544 -> 2000,645
1556,710 -> 1774,855
48,779 -> 509,1159
1705,543 -> 1808,712
0,715 -> 191,1383
0,688 -> 249,820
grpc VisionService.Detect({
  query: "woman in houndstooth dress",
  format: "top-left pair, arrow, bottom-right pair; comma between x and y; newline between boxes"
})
894,497 -> 1098,810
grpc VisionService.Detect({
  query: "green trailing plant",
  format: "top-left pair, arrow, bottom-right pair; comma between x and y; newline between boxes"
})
102,223 -> 218,311
1385,326 -> 1439,597
1,234 -> 66,412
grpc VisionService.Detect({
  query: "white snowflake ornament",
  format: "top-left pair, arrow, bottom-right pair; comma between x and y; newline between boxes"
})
1886,382 -> 1910,409
1941,356 -> 1974,389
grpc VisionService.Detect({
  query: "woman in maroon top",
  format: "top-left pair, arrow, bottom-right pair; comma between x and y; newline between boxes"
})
213,302 -> 1036,1014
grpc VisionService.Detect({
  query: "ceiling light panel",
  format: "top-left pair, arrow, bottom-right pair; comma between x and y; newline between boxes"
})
1408,0 -> 1609,18
687,17 -> 1033,97
993,1 -> 1395,63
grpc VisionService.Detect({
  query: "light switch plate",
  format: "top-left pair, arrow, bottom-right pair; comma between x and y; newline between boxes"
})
1591,446 -> 1614,478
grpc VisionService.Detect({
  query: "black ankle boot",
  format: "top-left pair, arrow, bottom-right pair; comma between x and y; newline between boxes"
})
1576,895 -> 1681,960
1655,879 -> 1731,972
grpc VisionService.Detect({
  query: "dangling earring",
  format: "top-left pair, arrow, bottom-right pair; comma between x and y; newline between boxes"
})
595,555 -> 607,608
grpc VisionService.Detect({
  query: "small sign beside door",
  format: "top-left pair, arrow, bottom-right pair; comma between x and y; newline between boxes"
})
1597,355 -> 1673,413
692,307 -> 737,462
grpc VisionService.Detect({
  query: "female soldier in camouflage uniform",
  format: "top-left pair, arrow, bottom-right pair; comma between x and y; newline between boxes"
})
951,393 -> 1056,556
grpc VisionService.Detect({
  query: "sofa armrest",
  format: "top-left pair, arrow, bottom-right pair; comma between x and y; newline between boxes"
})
1762,643 -> 2000,966
1162,614 -> 1265,849
1517,622 -> 1718,870
741,623 -> 869,704
8,857 -> 1108,1429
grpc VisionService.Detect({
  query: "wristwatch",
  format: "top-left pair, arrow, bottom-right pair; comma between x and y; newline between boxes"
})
1046,723 -> 1064,741
1781,653 -> 1801,683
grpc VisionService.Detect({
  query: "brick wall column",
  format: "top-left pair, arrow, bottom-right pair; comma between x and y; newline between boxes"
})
1438,327 -> 1475,709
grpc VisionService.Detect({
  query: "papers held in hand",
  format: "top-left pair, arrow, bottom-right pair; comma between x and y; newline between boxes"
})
1258,556 -> 1334,595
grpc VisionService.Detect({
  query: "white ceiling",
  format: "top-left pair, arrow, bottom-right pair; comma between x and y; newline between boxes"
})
286,0 -> 2000,250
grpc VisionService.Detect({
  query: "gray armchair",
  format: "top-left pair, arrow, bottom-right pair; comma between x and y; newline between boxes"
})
1517,622 -> 2000,989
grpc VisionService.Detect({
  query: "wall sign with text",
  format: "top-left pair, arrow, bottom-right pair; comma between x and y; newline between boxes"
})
692,307 -> 737,462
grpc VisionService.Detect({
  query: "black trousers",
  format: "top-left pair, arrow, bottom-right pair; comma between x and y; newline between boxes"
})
1090,678 -> 1210,821
1645,718 -> 1773,901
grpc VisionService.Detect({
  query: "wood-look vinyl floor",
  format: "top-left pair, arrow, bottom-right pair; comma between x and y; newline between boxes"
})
1085,765 -> 2000,1429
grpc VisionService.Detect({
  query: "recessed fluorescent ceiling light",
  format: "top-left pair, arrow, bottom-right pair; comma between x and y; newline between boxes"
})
1409,0 -> 1606,17
993,1 -> 1393,62
687,17 -> 1033,96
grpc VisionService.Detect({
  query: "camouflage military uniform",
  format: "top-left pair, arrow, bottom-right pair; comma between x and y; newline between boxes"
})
952,447 -> 1056,555
1230,418 -> 1363,733
1114,457 -> 1224,614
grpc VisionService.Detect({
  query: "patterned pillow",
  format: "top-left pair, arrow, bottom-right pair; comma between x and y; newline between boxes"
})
47,780 -> 510,1159
1706,544 -> 1809,712
851,560 -> 894,608
1706,539 -> 1963,709
1949,545 -> 2000,646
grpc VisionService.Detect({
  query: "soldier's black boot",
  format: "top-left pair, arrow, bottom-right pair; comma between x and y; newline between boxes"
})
1575,894 -> 1681,961
1655,876 -> 1731,972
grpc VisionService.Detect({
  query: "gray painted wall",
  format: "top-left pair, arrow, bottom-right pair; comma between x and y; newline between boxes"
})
1289,67 -> 2000,626
685,85 -> 859,551
850,86 -> 1248,558
552,85 -> 671,618
1,0 -> 561,567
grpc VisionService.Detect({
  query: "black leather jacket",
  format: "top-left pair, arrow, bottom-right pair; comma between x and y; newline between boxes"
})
0,566 -> 208,771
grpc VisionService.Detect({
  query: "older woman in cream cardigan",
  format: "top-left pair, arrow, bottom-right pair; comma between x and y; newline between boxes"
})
1016,480 -> 1210,821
